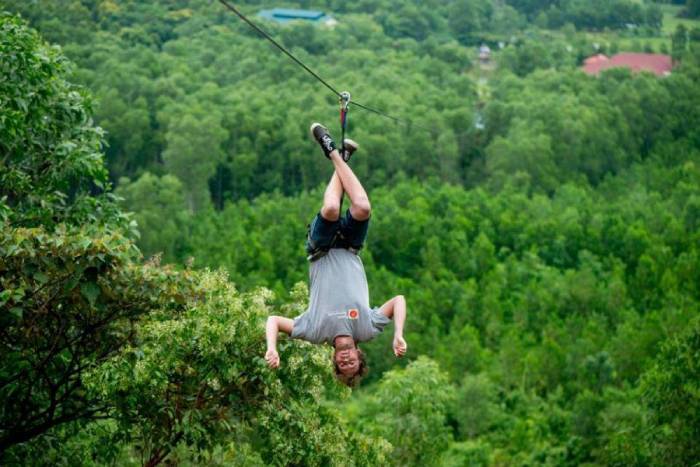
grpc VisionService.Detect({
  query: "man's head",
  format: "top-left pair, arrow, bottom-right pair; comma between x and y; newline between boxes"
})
333,335 -> 368,387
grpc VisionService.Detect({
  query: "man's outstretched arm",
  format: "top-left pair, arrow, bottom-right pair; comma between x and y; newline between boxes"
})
265,316 -> 294,368
380,295 -> 408,357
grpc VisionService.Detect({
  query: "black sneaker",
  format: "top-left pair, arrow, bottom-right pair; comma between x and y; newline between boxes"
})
310,123 -> 336,159
310,123 -> 359,161
342,138 -> 359,162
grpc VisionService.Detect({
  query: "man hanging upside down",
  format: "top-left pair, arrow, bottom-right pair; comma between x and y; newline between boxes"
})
264,122 -> 407,387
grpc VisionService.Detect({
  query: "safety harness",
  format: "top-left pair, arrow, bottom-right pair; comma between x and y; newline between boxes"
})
306,230 -> 361,262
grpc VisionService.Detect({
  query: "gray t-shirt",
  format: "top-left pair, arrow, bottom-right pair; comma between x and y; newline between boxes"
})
291,248 -> 391,344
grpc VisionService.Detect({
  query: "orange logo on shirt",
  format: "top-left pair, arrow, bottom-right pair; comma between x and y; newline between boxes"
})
347,308 -> 359,319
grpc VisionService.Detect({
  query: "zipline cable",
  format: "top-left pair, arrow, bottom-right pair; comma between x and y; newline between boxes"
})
216,0 -> 451,136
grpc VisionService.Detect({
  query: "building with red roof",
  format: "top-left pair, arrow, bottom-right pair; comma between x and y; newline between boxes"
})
582,53 -> 673,77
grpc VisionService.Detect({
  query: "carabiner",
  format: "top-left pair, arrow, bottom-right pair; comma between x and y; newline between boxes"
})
340,91 -> 351,110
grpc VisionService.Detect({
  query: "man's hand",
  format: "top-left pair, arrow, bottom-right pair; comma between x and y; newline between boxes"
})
265,348 -> 280,368
393,336 -> 407,357
265,316 -> 293,369
380,296 -> 407,356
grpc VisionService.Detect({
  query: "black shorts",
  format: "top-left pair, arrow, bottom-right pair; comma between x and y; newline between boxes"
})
305,209 -> 369,255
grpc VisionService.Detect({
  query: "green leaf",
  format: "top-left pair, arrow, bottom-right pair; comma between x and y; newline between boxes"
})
80,281 -> 100,306
12,288 -> 25,301
0,290 -> 11,306
64,275 -> 80,292
9,307 -> 23,319
34,271 -> 49,284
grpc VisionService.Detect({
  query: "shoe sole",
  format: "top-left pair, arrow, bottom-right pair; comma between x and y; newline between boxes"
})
344,138 -> 359,152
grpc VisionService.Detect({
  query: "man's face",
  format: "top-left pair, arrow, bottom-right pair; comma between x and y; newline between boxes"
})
334,337 -> 360,376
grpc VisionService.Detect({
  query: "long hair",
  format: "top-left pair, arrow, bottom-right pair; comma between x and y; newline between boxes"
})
333,346 -> 368,388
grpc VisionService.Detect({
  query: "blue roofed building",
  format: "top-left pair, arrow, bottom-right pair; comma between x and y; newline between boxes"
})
257,8 -> 337,27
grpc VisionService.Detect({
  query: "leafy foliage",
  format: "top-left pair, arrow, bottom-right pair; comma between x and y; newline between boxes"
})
0,222 -> 191,452
115,173 -> 190,263
85,272 -> 388,466
0,13 -> 123,230
349,357 -> 453,466
3,1 -> 700,465
0,14 -> 388,465
0,13 -> 188,451
641,318 -> 700,466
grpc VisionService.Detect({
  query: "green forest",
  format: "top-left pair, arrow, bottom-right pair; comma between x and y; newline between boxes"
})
2,0 -> 700,465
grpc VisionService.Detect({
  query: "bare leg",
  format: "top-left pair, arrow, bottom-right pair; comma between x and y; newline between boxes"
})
320,171 -> 343,221
329,150 -> 371,221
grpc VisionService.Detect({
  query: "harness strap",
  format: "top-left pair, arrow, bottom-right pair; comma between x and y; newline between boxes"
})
306,225 -> 360,262
339,91 -> 351,161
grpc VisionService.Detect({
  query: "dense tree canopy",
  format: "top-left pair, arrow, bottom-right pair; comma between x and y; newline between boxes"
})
0,14 -> 387,465
2,0 -> 700,465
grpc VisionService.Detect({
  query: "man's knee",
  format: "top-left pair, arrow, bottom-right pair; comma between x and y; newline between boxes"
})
351,199 -> 371,221
321,202 -> 341,221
